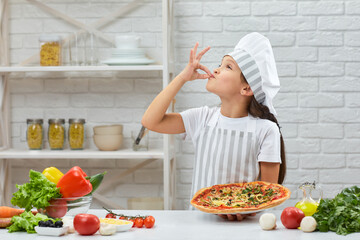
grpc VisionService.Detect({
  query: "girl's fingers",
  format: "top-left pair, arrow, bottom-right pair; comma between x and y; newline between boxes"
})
196,46 -> 211,60
189,49 -> 193,64
193,42 -> 199,58
236,214 -> 245,221
197,73 -> 211,79
217,214 -> 227,219
227,214 -> 236,221
199,64 -> 213,77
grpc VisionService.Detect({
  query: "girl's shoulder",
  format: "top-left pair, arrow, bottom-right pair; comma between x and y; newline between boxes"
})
251,117 -> 280,134
180,105 -> 220,126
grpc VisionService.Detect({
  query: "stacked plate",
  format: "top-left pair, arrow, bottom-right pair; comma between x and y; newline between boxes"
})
102,48 -> 154,65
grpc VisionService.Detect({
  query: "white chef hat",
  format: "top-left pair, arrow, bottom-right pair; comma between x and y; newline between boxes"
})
227,32 -> 280,115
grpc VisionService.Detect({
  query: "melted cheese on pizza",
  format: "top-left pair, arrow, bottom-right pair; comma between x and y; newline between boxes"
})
194,183 -> 285,209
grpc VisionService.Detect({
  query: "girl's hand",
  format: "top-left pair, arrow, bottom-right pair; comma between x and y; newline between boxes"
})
179,42 -> 214,82
217,213 -> 257,221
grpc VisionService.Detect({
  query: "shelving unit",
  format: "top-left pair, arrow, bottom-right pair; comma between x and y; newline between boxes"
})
0,65 -> 164,73
0,0 -> 176,210
0,149 -> 165,160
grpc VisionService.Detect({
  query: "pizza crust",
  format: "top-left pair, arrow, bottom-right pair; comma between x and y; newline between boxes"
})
190,181 -> 291,214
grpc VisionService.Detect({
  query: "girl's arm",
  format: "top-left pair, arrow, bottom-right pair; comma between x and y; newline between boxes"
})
260,162 -> 280,183
141,43 -> 213,134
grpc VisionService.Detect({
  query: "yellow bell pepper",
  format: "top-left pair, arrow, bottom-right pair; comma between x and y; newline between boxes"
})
42,167 -> 64,184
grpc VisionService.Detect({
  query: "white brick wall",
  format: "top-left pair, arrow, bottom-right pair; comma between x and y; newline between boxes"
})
6,0 -> 360,210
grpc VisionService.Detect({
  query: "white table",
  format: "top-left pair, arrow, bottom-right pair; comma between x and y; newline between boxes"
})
0,210 -> 358,239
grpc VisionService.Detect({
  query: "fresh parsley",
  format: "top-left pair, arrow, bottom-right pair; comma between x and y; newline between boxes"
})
313,186 -> 360,235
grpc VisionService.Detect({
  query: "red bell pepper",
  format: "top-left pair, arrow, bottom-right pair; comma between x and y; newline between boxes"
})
56,166 -> 92,198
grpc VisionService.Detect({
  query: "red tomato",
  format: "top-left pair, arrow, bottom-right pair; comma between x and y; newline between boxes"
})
135,217 -> 144,228
144,216 -> 155,228
74,214 -> 100,235
105,213 -> 116,218
119,216 -> 127,220
45,199 -> 68,218
129,218 -> 135,227
281,207 -> 305,229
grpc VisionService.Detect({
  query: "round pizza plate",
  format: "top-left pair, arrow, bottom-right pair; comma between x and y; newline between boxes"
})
232,209 -> 264,214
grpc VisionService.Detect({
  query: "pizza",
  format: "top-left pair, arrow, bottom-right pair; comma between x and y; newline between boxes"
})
191,181 -> 291,214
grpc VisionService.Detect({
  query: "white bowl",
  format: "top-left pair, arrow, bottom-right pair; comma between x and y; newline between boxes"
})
93,125 -> 123,135
115,35 -> 140,49
35,226 -> 69,236
93,134 -> 123,151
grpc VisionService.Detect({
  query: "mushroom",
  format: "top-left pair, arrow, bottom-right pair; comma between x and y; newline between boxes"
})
300,216 -> 317,233
259,213 -> 277,230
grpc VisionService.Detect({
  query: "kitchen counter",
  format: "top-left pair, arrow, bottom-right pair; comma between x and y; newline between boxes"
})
0,209 -> 358,239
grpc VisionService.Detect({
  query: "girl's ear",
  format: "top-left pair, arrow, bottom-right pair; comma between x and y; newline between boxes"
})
240,85 -> 253,96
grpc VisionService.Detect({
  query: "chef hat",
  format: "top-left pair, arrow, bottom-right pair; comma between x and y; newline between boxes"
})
227,32 -> 280,115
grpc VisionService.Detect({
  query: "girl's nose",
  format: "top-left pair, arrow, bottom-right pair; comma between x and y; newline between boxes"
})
214,68 -> 219,74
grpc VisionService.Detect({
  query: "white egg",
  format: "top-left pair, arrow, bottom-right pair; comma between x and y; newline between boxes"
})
300,216 -> 317,232
259,213 -> 277,230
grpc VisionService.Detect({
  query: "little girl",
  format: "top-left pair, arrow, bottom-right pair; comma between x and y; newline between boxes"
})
142,32 -> 286,221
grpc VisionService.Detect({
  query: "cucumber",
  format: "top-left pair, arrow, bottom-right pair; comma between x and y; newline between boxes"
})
87,171 -> 107,194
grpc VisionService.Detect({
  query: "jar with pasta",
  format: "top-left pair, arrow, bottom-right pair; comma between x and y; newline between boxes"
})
39,35 -> 62,66
26,119 -> 43,150
68,119 -> 85,150
48,119 -> 65,150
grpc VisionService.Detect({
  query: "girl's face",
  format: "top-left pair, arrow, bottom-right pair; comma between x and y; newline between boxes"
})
206,56 -> 245,99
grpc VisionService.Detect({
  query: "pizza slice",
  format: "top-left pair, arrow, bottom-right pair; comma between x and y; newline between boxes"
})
191,181 -> 291,214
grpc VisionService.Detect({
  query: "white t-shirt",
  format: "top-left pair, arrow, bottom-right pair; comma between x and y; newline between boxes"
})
180,106 -> 281,164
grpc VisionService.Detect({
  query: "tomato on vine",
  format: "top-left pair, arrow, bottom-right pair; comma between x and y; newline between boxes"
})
135,217 -> 144,228
144,216 -> 155,228
105,213 -> 116,219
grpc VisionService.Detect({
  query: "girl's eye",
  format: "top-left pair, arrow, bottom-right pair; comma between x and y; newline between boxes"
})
227,65 -> 232,70
218,64 -> 221,67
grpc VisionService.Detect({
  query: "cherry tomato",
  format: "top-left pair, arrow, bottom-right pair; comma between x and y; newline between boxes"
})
105,213 -> 116,218
281,207 -> 305,229
45,199 -> 68,218
129,218 -> 135,228
119,216 -> 127,220
74,214 -> 100,235
135,217 -> 144,228
144,216 -> 155,228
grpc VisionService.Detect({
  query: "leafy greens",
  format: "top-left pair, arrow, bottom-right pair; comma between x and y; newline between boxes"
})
11,169 -> 62,211
313,186 -> 360,235
7,211 -> 54,233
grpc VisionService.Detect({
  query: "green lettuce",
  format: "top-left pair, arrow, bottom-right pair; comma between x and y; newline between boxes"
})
313,186 -> 360,235
11,169 -> 62,211
7,211 -> 54,233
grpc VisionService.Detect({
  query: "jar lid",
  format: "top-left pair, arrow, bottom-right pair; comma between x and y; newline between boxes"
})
48,119 -> 65,124
39,34 -> 62,42
27,119 -> 43,124
69,118 -> 86,124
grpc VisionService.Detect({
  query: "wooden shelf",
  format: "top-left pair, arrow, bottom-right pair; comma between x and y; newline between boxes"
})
0,65 -> 163,73
0,148 -> 164,159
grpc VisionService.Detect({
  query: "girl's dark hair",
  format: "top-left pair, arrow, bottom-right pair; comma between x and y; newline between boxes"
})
241,72 -> 286,184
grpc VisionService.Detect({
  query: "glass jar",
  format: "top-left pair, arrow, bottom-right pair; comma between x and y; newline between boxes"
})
68,119 -> 85,150
48,119 -> 65,150
39,35 -> 62,66
26,119 -> 43,150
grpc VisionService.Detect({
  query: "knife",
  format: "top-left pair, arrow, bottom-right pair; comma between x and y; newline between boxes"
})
134,126 -> 146,145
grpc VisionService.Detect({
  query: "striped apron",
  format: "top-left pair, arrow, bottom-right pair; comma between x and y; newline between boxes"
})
189,109 -> 258,209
